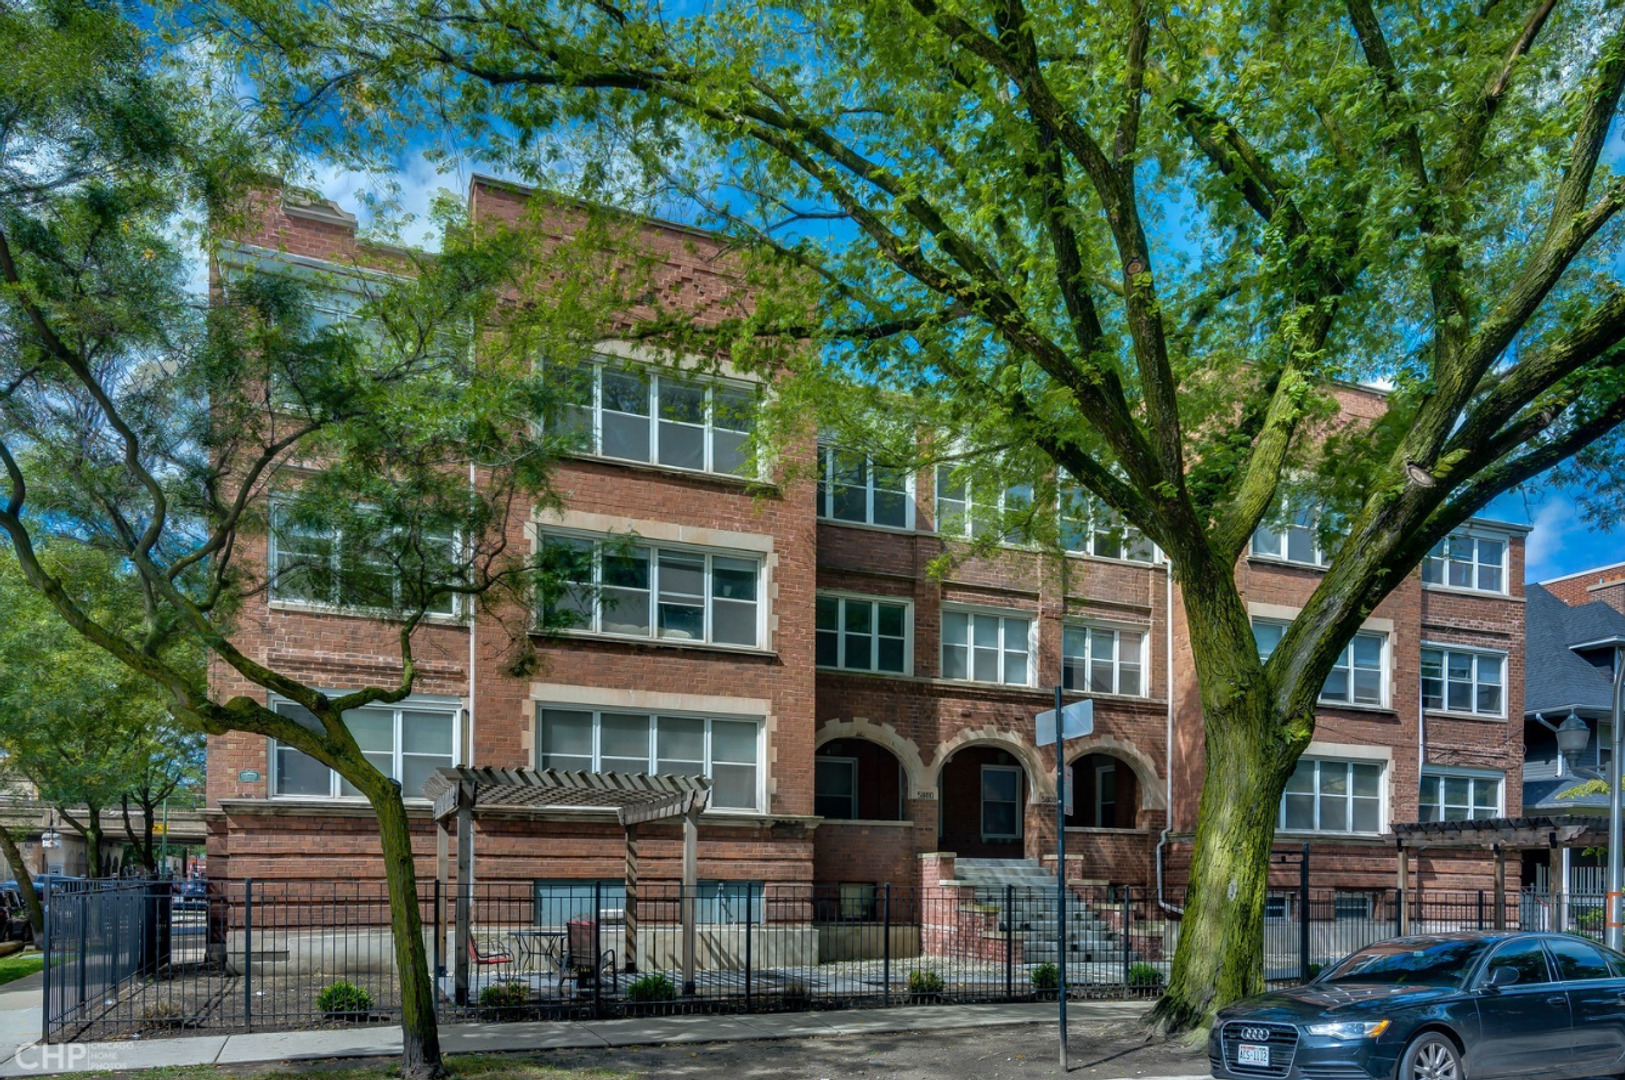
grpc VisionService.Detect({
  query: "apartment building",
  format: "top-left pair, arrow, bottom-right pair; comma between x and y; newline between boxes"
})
203,177 -> 1528,901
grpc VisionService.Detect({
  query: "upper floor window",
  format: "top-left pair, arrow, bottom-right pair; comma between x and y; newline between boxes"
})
1422,532 -> 1506,594
1062,624 -> 1146,696
816,446 -> 913,529
1421,646 -> 1505,717
269,503 -> 460,617
1279,757 -> 1384,835
539,534 -> 761,649
816,595 -> 910,674
1058,487 -> 1155,562
934,465 -> 1032,542
1254,619 -> 1387,707
548,358 -> 756,477
941,608 -> 1032,686
537,706 -> 761,811
271,698 -> 459,800
1418,770 -> 1502,822
1251,504 -> 1327,566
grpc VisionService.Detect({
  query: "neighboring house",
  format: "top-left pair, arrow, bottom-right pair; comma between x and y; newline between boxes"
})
1523,566 -> 1625,828
203,178 -> 1529,903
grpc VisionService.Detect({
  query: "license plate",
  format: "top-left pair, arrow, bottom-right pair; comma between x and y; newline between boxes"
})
1237,1044 -> 1271,1067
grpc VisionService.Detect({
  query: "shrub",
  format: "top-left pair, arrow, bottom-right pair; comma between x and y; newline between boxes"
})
906,969 -> 945,995
142,1001 -> 184,1024
479,981 -> 530,1009
316,981 -> 374,1017
1030,963 -> 1059,989
627,973 -> 677,1003
1126,962 -> 1164,988
781,979 -> 812,1007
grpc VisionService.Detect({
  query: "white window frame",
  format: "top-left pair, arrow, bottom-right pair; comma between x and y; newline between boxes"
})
981,764 -> 1023,842
1254,619 -> 1389,708
1420,643 -> 1507,718
1250,503 -> 1329,567
268,694 -> 463,801
1094,762 -> 1116,826
816,445 -> 915,530
539,532 -> 765,650
815,593 -> 913,675
534,705 -> 765,813
1057,484 -> 1158,563
814,755 -> 860,820
1061,622 -> 1149,697
1277,756 -> 1387,836
546,356 -> 758,477
267,500 -> 463,618
1421,530 -> 1510,595
933,465 -> 1034,541
940,605 -> 1036,687
1418,767 -> 1504,823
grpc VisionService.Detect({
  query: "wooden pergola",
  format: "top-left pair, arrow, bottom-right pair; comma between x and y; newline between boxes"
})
1392,815 -> 1609,934
422,766 -> 712,1003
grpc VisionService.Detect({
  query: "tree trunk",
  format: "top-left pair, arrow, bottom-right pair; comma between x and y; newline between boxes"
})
0,822 -> 43,936
84,808 -> 103,879
122,796 -> 159,876
367,784 -> 443,1079
1147,565 -> 1306,1035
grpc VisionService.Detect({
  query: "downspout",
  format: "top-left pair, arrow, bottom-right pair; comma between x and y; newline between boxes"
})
467,460 -> 477,771
1157,557 -> 1183,915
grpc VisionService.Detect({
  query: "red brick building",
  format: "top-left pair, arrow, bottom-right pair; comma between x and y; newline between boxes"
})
204,178 -> 1528,905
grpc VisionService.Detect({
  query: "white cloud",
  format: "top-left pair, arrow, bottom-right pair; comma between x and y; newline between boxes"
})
1524,496 -> 1581,581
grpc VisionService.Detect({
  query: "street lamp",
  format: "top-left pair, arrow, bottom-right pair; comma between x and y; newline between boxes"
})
1570,634 -> 1625,951
1556,713 -> 1592,778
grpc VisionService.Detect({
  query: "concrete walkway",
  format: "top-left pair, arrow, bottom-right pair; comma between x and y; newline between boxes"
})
0,1000 -> 1150,1076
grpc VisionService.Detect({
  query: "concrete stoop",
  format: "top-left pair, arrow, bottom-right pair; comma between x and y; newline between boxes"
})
952,858 -> 1139,965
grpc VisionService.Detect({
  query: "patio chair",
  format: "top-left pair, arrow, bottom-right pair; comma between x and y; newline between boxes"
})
468,934 -> 514,967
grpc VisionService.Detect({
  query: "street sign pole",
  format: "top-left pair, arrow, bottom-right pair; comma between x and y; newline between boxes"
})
1055,682 -> 1067,1072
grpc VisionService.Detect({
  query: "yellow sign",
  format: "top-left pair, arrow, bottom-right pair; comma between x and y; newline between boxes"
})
151,824 -> 167,836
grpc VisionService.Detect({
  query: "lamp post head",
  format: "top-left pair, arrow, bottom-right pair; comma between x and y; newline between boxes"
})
1556,713 -> 1591,777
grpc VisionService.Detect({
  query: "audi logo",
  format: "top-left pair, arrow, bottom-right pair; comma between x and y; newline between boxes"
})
1238,1026 -> 1272,1043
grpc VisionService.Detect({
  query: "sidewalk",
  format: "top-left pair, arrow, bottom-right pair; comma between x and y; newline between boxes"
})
0,1000 -> 1150,1076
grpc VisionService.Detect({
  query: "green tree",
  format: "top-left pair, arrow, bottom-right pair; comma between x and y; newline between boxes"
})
205,0 -> 1625,1030
119,715 -> 206,877
0,2 -> 630,1073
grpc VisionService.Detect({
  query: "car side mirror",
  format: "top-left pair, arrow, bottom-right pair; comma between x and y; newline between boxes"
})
1486,965 -> 1520,989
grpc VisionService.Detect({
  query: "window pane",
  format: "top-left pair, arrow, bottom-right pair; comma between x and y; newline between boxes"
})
877,637 -> 905,673
272,517 -> 335,603
873,464 -> 909,528
711,763 -> 757,809
1550,937 -> 1611,981
1351,797 -> 1381,833
935,467 -> 967,533
276,744 -> 331,796
600,370 -> 650,461
541,709 -> 594,772
1286,524 -> 1316,564
1119,663 -> 1142,696
983,768 -> 1019,801
711,556 -> 759,647
816,596 -> 839,666
656,716 -> 705,773
1254,622 -> 1285,660
656,552 -> 705,640
601,546 -> 651,636
877,602 -> 906,638
658,413 -> 706,470
542,537 -> 595,629
832,450 -> 867,522
1253,524 -> 1282,559
712,429 -> 748,476
711,720 -> 757,764
1284,793 -> 1315,830
346,710 -> 394,754
401,711 -> 452,755
600,713 -> 651,773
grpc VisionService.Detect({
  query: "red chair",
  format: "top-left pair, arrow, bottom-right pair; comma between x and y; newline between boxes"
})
469,934 -> 513,966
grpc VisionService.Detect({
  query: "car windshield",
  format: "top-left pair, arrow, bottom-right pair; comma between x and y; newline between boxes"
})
1320,939 -> 1491,986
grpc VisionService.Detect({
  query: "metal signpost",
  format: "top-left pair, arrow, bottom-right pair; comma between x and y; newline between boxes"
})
1036,693 -> 1093,1072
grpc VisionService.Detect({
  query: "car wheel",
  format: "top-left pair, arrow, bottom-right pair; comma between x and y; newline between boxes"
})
1400,1033 -> 1463,1080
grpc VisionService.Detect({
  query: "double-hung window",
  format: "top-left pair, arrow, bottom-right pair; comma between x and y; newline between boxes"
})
1421,646 -> 1505,717
548,358 -> 757,477
816,595 -> 910,673
1254,619 -> 1387,707
1062,624 -> 1146,696
1251,504 -> 1327,566
814,757 -> 859,819
1418,770 -> 1502,822
935,466 -> 1033,542
271,698 -> 459,799
941,608 -> 1032,686
1421,532 -> 1507,594
539,534 -> 762,648
816,446 -> 913,529
269,503 -> 460,616
1279,758 -> 1384,834
537,707 -> 762,810
1057,487 -> 1155,562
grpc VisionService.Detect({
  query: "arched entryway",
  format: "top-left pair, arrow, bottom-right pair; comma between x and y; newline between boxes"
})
936,745 -> 1030,858
1065,752 -> 1139,829
814,738 -> 908,821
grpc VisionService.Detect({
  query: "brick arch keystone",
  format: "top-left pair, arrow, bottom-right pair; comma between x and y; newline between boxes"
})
928,726 -> 1052,804
1063,735 -> 1167,811
815,718 -> 931,799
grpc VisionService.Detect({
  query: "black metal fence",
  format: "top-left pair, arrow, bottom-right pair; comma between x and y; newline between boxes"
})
42,877 -> 1604,1042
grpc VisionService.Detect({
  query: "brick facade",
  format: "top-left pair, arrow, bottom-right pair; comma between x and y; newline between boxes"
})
206,178 -> 1528,904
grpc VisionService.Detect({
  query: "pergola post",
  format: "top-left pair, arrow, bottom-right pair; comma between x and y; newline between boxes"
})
623,823 -> 639,974
1397,845 -> 1410,936
436,815 -> 450,975
682,805 -> 699,995
1493,844 -> 1506,931
454,783 -> 474,1007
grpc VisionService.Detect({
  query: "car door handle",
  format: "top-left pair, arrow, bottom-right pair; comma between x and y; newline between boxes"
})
1548,995 -> 1568,1007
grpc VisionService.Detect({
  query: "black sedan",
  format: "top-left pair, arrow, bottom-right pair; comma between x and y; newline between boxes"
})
1210,931 -> 1625,1080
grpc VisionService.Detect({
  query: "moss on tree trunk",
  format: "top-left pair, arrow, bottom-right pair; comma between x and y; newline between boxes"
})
368,783 -> 443,1079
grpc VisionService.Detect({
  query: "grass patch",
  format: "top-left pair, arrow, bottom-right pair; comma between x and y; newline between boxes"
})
75,1053 -> 631,1080
0,951 -> 42,987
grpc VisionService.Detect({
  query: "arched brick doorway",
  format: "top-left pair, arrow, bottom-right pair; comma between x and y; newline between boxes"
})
814,738 -> 908,821
1064,751 -> 1140,829
936,745 -> 1029,858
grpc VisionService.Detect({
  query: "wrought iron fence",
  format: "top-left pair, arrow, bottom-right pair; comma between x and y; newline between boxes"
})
44,877 -> 1601,1042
